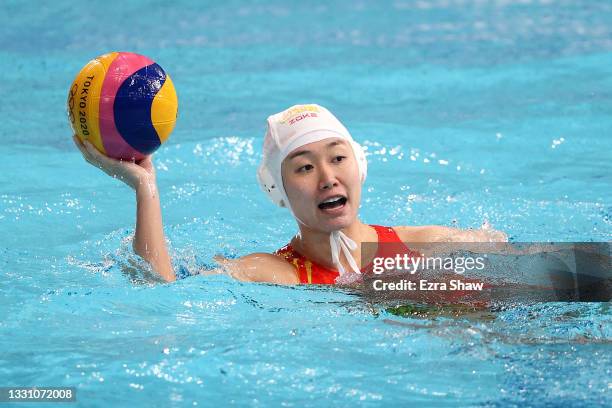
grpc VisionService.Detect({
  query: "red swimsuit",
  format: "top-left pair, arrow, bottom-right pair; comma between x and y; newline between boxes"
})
274,225 -> 419,284
274,225 -> 491,307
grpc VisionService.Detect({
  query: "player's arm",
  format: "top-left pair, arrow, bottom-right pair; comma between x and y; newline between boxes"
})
133,181 -> 174,282
73,136 -> 175,282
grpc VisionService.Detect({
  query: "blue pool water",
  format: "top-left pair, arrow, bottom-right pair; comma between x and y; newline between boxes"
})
1,1 -> 611,406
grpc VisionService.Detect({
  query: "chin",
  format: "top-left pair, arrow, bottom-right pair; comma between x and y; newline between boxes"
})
316,212 -> 356,233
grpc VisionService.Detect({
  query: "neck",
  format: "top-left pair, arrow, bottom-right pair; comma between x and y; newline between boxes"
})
290,219 -> 376,271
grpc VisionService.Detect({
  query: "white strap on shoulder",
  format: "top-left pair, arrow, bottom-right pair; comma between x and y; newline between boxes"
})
330,230 -> 361,276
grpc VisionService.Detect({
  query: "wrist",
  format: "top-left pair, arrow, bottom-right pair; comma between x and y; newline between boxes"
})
135,178 -> 158,198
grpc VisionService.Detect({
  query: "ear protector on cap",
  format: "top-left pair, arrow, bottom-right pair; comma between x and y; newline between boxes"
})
257,164 -> 287,207
257,140 -> 367,208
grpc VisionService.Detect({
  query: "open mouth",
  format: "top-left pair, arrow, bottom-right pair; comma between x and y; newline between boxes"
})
318,195 -> 348,210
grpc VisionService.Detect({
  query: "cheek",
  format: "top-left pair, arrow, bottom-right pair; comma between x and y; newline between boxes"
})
350,180 -> 362,205
283,175 -> 313,204
344,161 -> 361,188
343,163 -> 362,205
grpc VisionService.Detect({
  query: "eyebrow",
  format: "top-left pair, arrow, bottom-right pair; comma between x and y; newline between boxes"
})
287,140 -> 347,160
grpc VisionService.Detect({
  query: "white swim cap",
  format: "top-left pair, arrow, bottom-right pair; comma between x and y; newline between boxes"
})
257,104 -> 368,277
257,104 -> 367,208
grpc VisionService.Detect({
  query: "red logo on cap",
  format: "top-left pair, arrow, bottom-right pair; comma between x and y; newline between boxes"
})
289,112 -> 318,126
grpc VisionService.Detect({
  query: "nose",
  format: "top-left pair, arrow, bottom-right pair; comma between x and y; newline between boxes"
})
318,163 -> 338,190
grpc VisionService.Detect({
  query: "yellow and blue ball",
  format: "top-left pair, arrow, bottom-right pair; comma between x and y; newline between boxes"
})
67,51 -> 178,160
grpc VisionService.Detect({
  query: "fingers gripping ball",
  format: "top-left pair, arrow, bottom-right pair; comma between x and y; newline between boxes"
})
67,52 -> 178,160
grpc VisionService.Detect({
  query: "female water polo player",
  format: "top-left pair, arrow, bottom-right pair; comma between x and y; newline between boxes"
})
73,104 -> 507,284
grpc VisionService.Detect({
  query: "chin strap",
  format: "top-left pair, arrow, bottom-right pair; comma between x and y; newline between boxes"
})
290,208 -> 361,277
330,230 -> 361,276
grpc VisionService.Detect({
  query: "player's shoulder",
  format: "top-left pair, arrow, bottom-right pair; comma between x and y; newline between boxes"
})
393,225 -> 507,243
220,252 -> 299,284
392,225 -> 459,242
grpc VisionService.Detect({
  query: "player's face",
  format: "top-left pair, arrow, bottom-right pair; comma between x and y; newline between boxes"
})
281,138 -> 361,232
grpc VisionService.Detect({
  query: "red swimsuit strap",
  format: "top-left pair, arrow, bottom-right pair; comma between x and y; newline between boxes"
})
275,225 -> 409,284
370,225 -> 403,244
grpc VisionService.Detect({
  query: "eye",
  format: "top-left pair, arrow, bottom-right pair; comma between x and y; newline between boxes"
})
332,155 -> 347,163
297,164 -> 313,173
